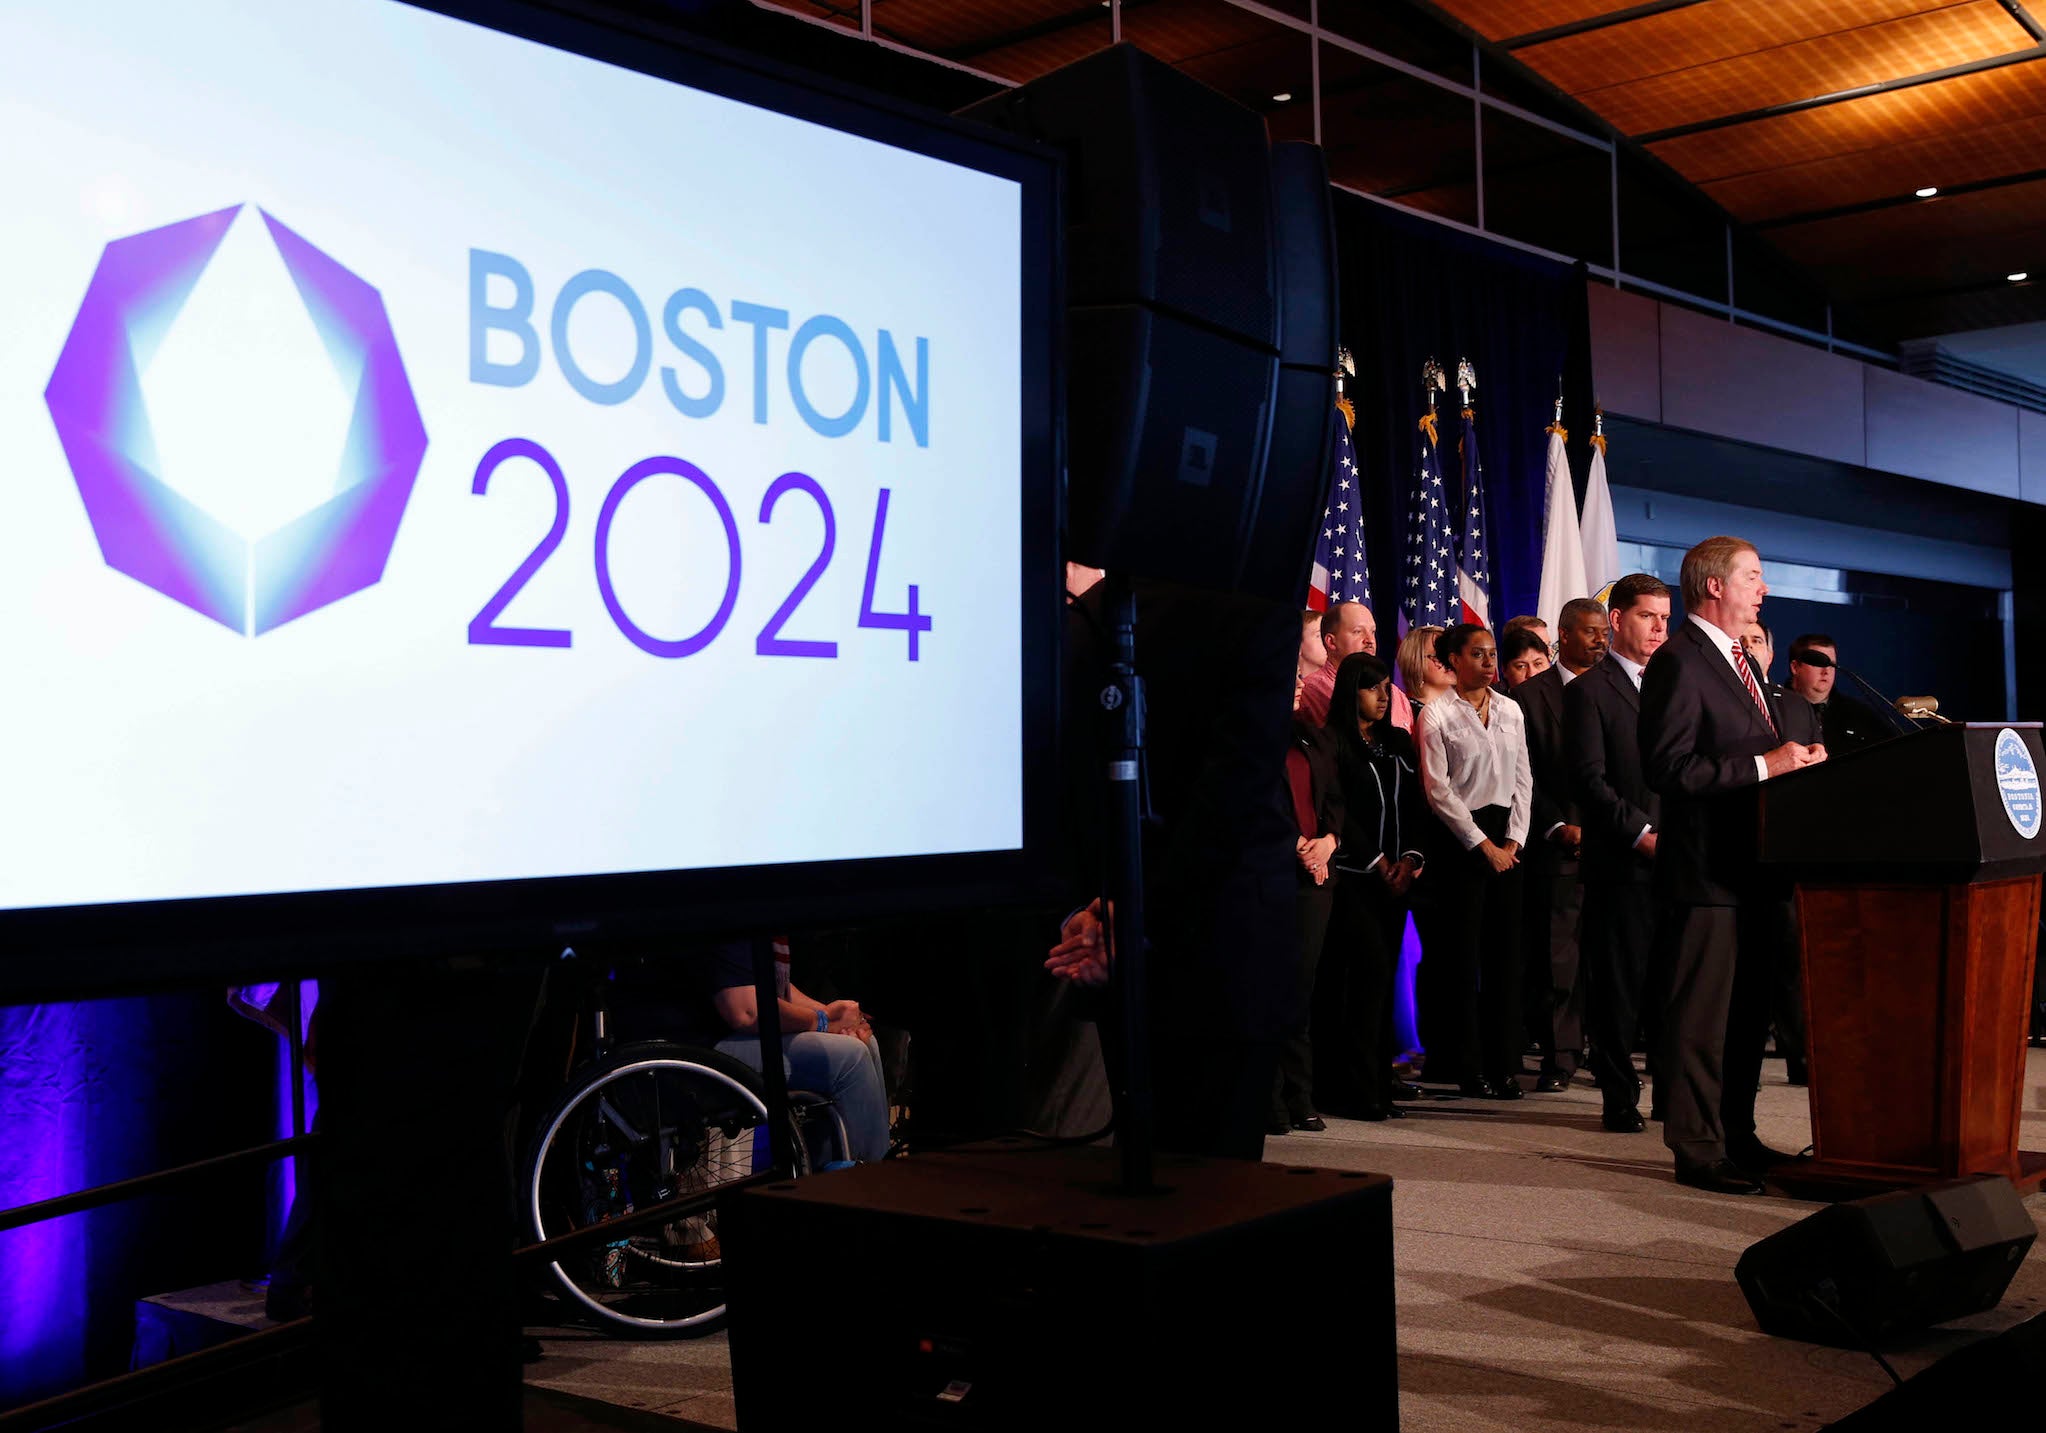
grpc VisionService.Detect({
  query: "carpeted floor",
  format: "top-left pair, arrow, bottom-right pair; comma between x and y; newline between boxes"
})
524,1048 -> 2046,1431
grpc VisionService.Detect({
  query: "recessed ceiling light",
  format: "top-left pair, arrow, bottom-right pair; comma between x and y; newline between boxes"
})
1915,186 -> 1938,198
2011,272 -> 2031,282
1272,92 -> 1293,103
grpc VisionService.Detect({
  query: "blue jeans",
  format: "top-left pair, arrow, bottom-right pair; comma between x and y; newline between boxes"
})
716,1031 -> 891,1163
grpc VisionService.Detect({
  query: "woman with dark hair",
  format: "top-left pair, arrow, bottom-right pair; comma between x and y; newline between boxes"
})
1316,652 -> 1428,1119
1414,623 -> 1532,1098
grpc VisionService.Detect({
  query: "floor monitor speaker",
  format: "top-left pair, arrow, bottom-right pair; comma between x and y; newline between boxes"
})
722,1143 -> 1397,1430
1736,1174 -> 2035,1346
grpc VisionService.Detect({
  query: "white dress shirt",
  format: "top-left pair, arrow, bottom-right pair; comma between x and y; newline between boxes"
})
1686,614 -> 1774,784
1417,688 -> 1533,851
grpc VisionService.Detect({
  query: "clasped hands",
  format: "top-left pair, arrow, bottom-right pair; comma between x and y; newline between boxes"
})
1044,898 -> 1112,986
822,998 -> 871,1040
1763,740 -> 1829,778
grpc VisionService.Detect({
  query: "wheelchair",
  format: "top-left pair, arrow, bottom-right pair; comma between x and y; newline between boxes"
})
520,950 -> 850,1338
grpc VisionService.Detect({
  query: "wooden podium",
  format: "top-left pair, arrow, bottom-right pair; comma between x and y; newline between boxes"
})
1757,722 -> 2046,1199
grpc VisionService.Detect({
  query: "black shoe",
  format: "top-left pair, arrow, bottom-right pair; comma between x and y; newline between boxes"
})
1291,1113 -> 1327,1132
1266,1116 -> 1291,1136
1387,1080 -> 1424,1102
1726,1137 -> 1802,1175
1601,1106 -> 1645,1134
1534,1073 -> 1567,1093
1457,1079 -> 1491,1098
1354,1104 -> 1405,1121
1784,1058 -> 1809,1086
1488,1077 -> 1525,1101
1675,1159 -> 1765,1195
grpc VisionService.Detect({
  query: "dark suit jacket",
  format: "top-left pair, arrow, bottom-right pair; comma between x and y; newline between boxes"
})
1564,657 -> 1658,887
1815,691 -> 1886,756
1511,665 -> 1581,876
1770,683 -> 1821,746
1639,618 -> 1786,907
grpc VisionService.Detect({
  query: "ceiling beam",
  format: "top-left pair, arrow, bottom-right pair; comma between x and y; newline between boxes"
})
2001,1 -> 2046,44
1636,47 -> 2046,145
1499,0 -> 1709,51
1752,166 -> 2046,231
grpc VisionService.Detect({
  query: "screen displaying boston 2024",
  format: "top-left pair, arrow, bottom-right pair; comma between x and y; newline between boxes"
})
0,0 -> 1025,913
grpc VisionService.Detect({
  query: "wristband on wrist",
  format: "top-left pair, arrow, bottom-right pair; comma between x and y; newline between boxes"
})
815,1008 -> 829,1033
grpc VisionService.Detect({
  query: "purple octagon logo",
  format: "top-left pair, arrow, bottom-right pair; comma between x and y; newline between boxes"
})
44,205 -> 427,635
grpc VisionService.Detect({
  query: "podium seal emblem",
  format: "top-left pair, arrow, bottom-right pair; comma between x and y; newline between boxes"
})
1994,728 -> 2040,839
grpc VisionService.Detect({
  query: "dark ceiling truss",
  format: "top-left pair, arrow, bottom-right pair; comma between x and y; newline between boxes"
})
2001,0 -> 2046,44
1498,0 -> 1710,51
1752,165 -> 2046,234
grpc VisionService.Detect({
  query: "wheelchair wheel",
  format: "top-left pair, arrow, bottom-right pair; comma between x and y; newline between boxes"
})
522,1040 -> 802,1337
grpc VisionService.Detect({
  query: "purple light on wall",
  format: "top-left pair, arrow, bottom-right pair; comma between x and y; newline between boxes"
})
1395,913 -> 1422,1058
0,1005 -> 92,1402
273,982 -> 317,1240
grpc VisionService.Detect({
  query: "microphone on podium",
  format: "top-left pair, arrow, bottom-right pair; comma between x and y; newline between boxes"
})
1895,695 -> 1950,724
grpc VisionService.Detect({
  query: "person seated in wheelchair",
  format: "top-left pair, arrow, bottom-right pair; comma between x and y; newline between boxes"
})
676,939 -> 893,1164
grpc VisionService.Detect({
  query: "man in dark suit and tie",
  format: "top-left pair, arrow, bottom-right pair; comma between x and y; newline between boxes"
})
1639,537 -> 1826,1194
1565,574 -> 1671,1132
1741,622 -> 1821,746
1742,619 -> 1817,1084
1508,598 -> 1606,1090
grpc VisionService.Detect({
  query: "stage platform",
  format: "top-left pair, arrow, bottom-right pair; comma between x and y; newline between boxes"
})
519,1047 -> 2046,1432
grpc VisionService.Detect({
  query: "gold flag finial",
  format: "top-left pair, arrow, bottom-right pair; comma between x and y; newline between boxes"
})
1456,358 -> 1477,410
1421,357 -> 1445,416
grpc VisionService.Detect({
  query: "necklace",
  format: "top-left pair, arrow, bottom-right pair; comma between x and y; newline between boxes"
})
1466,688 -> 1491,723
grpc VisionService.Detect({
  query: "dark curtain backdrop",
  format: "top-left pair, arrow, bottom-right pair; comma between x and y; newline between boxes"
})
0,996 -> 274,1409
1335,193 -> 1595,633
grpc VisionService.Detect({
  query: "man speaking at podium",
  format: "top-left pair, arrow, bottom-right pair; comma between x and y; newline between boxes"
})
1640,538 -> 1825,1194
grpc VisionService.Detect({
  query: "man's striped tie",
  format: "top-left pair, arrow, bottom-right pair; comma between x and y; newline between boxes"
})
1733,640 -> 1776,734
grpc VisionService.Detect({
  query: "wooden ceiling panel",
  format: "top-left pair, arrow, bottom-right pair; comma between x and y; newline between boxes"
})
1541,2 -> 2031,135
1522,0 -> 1947,95
1767,177 -> 2046,295
970,22 -> 1115,83
1649,58 -> 2046,186
1425,0 -> 1640,42
1706,111 -> 2046,221
753,0 -> 857,28
1119,0 -> 1293,66
866,1 -> 1104,60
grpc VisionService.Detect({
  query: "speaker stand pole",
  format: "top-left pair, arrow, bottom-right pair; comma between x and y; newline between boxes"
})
1102,572 -> 1155,1194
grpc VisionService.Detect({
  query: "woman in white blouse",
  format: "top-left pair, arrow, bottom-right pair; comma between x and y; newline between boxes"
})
1414,623 -> 1533,1099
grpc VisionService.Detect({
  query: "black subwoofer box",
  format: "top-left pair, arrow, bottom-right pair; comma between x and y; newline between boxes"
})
721,1143 -> 1396,1430
1735,1174 -> 2035,1345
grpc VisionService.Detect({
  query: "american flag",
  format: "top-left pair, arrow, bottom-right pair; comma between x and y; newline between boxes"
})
1455,404 -> 1493,628
1309,412 -> 1371,609
1401,410 -> 1457,628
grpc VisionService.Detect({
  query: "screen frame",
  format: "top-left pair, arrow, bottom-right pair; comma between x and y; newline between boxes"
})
0,0 -> 1065,1002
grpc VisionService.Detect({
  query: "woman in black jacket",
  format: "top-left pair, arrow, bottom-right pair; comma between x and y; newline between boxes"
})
1317,653 -> 1429,1120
